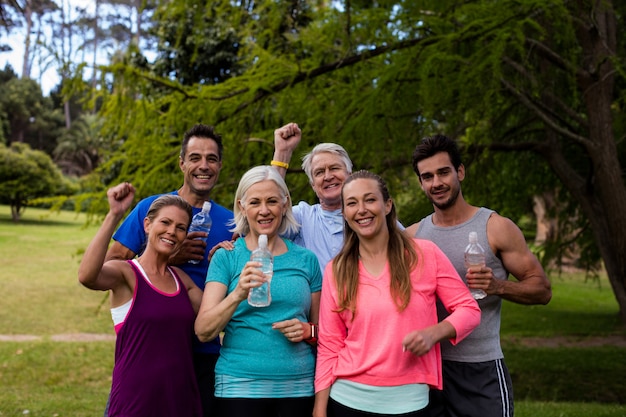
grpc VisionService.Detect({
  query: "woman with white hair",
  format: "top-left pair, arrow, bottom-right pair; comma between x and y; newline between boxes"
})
195,165 -> 322,417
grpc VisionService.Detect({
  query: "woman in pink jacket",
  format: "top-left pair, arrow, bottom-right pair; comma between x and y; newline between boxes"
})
314,170 -> 481,417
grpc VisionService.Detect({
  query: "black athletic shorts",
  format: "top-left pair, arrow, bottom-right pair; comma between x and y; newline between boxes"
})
427,359 -> 514,417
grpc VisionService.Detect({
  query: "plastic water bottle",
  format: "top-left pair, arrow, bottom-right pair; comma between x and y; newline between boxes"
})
248,234 -> 273,307
187,201 -> 212,264
464,231 -> 488,300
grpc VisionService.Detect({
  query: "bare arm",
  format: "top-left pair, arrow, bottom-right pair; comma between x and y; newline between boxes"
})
194,282 -> 241,342
309,291 -> 320,324
78,183 -> 136,291
272,122 -> 301,178
173,267 -> 204,314
313,387 -> 330,417
195,261 -> 267,342
477,214 -> 552,305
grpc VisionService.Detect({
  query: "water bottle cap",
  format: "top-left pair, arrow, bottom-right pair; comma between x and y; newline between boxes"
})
202,201 -> 212,212
469,231 -> 478,243
258,234 -> 268,248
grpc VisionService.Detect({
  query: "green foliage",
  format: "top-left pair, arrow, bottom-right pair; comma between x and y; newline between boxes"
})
88,0 -> 626,321
0,74 -> 64,154
53,113 -> 113,177
149,3 -> 243,85
0,142 -> 75,221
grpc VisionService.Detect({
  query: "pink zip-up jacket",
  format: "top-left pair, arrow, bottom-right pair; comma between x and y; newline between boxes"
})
315,238 -> 481,392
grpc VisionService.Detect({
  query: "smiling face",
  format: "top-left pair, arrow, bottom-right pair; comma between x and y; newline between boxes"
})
310,152 -> 350,211
238,180 -> 288,239
144,205 -> 190,255
416,151 -> 465,211
179,136 -> 222,199
342,178 -> 392,240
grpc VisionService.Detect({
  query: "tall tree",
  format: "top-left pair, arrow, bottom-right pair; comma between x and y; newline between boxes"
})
11,0 -> 58,79
149,4 -> 242,86
0,75 -> 63,152
93,0 -> 626,322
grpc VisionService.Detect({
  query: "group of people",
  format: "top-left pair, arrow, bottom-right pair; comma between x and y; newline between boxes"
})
79,122 -> 552,417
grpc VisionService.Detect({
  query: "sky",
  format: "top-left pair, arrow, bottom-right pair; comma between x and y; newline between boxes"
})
0,34 -> 62,94
0,0 -> 96,95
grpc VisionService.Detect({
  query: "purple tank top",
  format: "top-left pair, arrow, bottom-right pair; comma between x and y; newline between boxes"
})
108,260 -> 202,417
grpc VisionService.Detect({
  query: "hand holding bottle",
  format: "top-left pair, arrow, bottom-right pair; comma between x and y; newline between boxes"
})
464,232 -> 488,300
248,234 -> 273,307
187,201 -> 212,264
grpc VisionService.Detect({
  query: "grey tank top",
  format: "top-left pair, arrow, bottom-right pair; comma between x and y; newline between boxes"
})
416,207 -> 507,362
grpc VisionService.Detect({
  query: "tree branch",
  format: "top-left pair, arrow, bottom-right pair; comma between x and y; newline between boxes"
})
502,56 -> 588,129
212,5 -> 549,123
525,38 -> 580,74
216,34 -> 440,123
499,77 -> 592,147
123,66 -> 194,99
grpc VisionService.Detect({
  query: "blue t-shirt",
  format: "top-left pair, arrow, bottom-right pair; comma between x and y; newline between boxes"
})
112,190 -> 234,354
207,238 -> 322,381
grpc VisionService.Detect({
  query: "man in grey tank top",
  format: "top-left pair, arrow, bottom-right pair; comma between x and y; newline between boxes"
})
405,135 -> 552,417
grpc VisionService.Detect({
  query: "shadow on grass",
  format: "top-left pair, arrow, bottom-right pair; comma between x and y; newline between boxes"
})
504,346 -> 626,404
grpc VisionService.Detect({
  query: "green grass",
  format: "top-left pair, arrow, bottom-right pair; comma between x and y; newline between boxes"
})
505,346 -> 626,404
0,205 -> 113,416
0,341 -> 113,416
501,271 -> 623,338
500,272 -> 626,414
0,205 -> 112,335
1,205 -> 625,416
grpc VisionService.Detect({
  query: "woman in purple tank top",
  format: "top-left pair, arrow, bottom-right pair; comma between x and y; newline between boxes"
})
78,182 -> 204,416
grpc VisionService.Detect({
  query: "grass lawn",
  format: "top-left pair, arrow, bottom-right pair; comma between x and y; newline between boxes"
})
0,205 -> 625,416
0,205 -> 114,416
0,205 -> 112,336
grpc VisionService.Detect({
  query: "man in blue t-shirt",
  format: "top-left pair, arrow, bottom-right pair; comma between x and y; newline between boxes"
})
105,124 -> 234,417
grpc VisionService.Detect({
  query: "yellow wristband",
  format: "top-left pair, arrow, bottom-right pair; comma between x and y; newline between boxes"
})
271,160 -> 289,169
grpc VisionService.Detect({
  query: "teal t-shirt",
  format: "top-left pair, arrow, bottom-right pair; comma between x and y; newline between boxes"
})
207,238 -> 322,381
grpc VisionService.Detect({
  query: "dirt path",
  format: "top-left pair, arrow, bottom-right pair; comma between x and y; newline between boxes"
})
0,333 -> 116,342
503,334 -> 626,348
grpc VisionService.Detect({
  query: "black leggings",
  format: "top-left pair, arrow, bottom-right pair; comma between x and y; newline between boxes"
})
328,397 -> 430,417
216,396 -> 314,417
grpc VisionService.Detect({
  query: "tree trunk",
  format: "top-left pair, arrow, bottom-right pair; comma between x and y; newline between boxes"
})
575,0 -> 626,323
541,0 -> 626,324
21,0 -> 32,78
91,0 -> 99,90
11,204 -> 21,222
64,101 -> 71,129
